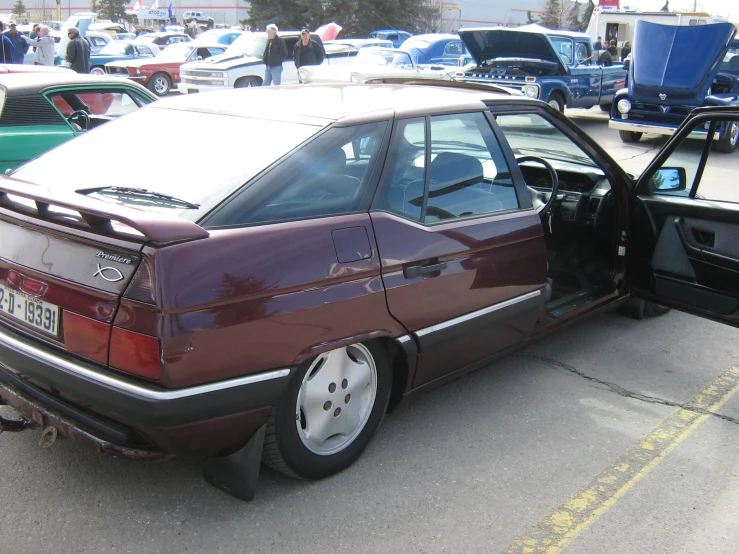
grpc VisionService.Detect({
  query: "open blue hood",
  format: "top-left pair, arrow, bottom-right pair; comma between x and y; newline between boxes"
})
459,26 -> 567,74
629,20 -> 736,105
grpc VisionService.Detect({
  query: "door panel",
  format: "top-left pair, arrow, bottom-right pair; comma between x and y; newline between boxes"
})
629,109 -> 739,326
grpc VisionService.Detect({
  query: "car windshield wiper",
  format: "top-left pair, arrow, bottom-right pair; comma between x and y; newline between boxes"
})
77,186 -> 200,209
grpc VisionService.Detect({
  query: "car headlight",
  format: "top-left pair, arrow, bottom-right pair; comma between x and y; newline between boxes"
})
617,99 -> 632,114
135,68 -> 141,75
350,74 -> 361,84
211,72 -> 224,78
523,85 -> 538,99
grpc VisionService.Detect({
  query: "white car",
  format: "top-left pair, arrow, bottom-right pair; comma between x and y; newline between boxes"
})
178,31 -> 350,92
299,47 -> 455,84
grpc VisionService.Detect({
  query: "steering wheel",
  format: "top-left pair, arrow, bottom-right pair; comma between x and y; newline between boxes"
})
517,156 -> 560,215
67,110 -> 90,131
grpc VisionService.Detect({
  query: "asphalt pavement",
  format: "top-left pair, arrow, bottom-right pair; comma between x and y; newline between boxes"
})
1,107 -> 738,554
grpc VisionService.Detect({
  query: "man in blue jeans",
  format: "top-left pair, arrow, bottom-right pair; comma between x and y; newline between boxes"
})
262,23 -> 287,86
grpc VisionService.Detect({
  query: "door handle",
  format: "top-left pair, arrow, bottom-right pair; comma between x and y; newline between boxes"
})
403,261 -> 447,279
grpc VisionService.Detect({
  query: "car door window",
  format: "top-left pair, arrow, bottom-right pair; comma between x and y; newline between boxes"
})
135,46 -> 154,57
444,41 -> 463,56
211,121 -> 389,226
374,113 -> 518,222
48,90 -> 144,118
642,117 -> 739,203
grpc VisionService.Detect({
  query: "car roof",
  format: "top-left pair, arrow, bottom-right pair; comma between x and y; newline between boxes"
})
405,34 -> 460,42
0,73 -> 153,97
150,83 -> 517,124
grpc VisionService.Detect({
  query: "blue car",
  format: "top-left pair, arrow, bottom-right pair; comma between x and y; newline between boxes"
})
87,41 -> 160,75
194,29 -> 244,46
399,33 -> 468,66
369,29 -> 412,49
610,21 -> 739,153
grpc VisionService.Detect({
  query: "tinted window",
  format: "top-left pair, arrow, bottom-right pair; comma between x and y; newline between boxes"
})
209,121 -> 389,226
374,113 -> 518,222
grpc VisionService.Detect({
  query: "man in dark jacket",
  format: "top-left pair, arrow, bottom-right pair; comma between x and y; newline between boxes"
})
0,22 -> 15,64
66,26 -> 90,74
262,23 -> 288,86
294,29 -> 324,83
3,22 -> 28,64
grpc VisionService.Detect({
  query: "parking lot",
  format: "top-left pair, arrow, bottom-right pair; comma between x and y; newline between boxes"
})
1,106 -> 738,554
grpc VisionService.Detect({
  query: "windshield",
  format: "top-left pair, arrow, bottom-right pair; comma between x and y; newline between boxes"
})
355,48 -> 413,67
13,105 -> 322,220
495,113 -> 597,168
401,38 -> 429,50
99,42 -> 134,56
721,47 -> 739,73
227,34 -> 267,58
159,43 -> 194,59
549,37 -> 573,64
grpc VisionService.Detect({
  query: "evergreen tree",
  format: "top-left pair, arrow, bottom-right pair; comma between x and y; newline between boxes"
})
581,0 -> 595,32
526,11 -> 539,24
11,0 -> 27,18
540,0 -> 564,30
98,0 -> 128,22
660,1 -> 670,12
91,0 -> 100,13
566,1 -> 580,31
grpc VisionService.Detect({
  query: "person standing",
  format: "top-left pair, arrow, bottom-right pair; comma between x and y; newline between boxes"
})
293,29 -> 324,83
0,22 -> 15,64
262,24 -> 287,86
620,41 -> 631,62
66,27 -> 90,73
594,36 -> 603,50
608,39 -> 618,57
23,25 -> 55,66
3,22 -> 28,64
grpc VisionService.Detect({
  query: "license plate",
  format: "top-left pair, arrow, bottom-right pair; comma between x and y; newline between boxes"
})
0,283 -> 60,336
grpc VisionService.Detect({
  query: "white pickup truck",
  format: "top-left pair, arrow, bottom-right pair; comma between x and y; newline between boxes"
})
178,31 -> 351,91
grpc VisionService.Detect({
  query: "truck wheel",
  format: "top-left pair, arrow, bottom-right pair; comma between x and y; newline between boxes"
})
619,130 -> 642,143
147,73 -> 171,96
599,103 -> 612,112
547,92 -> 565,113
89,66 -> 105,76
262,341 -> 392,480
712,121 -> 739,153
235,76 -> 261,88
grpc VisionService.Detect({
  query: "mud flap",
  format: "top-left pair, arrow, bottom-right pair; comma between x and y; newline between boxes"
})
203,424 -> 266,501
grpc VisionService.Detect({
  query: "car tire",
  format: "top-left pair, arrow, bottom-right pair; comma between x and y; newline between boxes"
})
712,121 -> 739,153
147,73 -> 172,96
547,92 -> 565,113
90,66 -> 105,76
235,76 -> 261,88
599,103 -> 612,112
262,341 -> 392,480
619,130 -> 643,143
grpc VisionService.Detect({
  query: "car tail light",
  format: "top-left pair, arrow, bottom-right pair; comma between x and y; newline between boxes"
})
109,256 -> 161,381
63,311 -> 110,365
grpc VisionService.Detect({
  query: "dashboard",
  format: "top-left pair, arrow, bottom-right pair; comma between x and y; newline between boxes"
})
519,161 -> 612,227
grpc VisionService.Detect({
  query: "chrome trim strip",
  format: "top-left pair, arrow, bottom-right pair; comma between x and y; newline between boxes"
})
395,335 -> 412,344
608,120 -> 720,139
414,289 -> 543,338
0,328 -> 290,401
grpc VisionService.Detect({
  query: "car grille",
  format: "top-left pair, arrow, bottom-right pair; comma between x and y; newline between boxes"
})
106,66 -> 129,76
627,103 -> 693,125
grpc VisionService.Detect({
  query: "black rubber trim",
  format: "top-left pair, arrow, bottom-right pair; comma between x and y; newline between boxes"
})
414,291 -> 543,351
0,325 -> 293,428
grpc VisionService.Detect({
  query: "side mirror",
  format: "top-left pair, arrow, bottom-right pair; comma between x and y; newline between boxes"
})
650,167 -> 687,192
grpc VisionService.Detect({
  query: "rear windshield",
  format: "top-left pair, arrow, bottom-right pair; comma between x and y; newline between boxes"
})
12,105 -> 322,221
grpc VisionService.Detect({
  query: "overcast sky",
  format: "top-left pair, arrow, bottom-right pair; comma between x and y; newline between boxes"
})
628,1 -> 734,18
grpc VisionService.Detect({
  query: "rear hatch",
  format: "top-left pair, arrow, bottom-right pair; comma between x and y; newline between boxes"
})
0,177 -> 207,385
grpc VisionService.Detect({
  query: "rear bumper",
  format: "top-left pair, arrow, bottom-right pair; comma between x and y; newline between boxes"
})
177,82 -> 228,94
0,324 -> 292,455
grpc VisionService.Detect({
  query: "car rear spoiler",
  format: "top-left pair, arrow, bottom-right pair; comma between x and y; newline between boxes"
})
0,176 -> 209,246
363,77 -> 516,96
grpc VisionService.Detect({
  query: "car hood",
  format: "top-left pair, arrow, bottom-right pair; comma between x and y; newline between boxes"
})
182,52 -> 261,70
629,20 -> 736,105
459,25 -> 567,74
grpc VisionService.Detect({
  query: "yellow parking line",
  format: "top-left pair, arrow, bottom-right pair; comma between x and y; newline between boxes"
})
505,364 -> 739,554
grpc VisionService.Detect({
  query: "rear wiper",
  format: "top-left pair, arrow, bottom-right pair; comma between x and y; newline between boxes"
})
78,186 -> 200,209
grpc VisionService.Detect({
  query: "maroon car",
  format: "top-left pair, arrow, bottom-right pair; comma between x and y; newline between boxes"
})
1,83 -> 737,501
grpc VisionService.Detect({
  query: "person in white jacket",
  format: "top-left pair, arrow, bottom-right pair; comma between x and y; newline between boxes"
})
23,25 -> 55,66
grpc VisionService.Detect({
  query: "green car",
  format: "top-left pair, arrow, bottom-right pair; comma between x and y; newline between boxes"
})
0,74 -> 157,173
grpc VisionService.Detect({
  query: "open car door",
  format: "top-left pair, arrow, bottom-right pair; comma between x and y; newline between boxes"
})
629,106 -> 739,327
